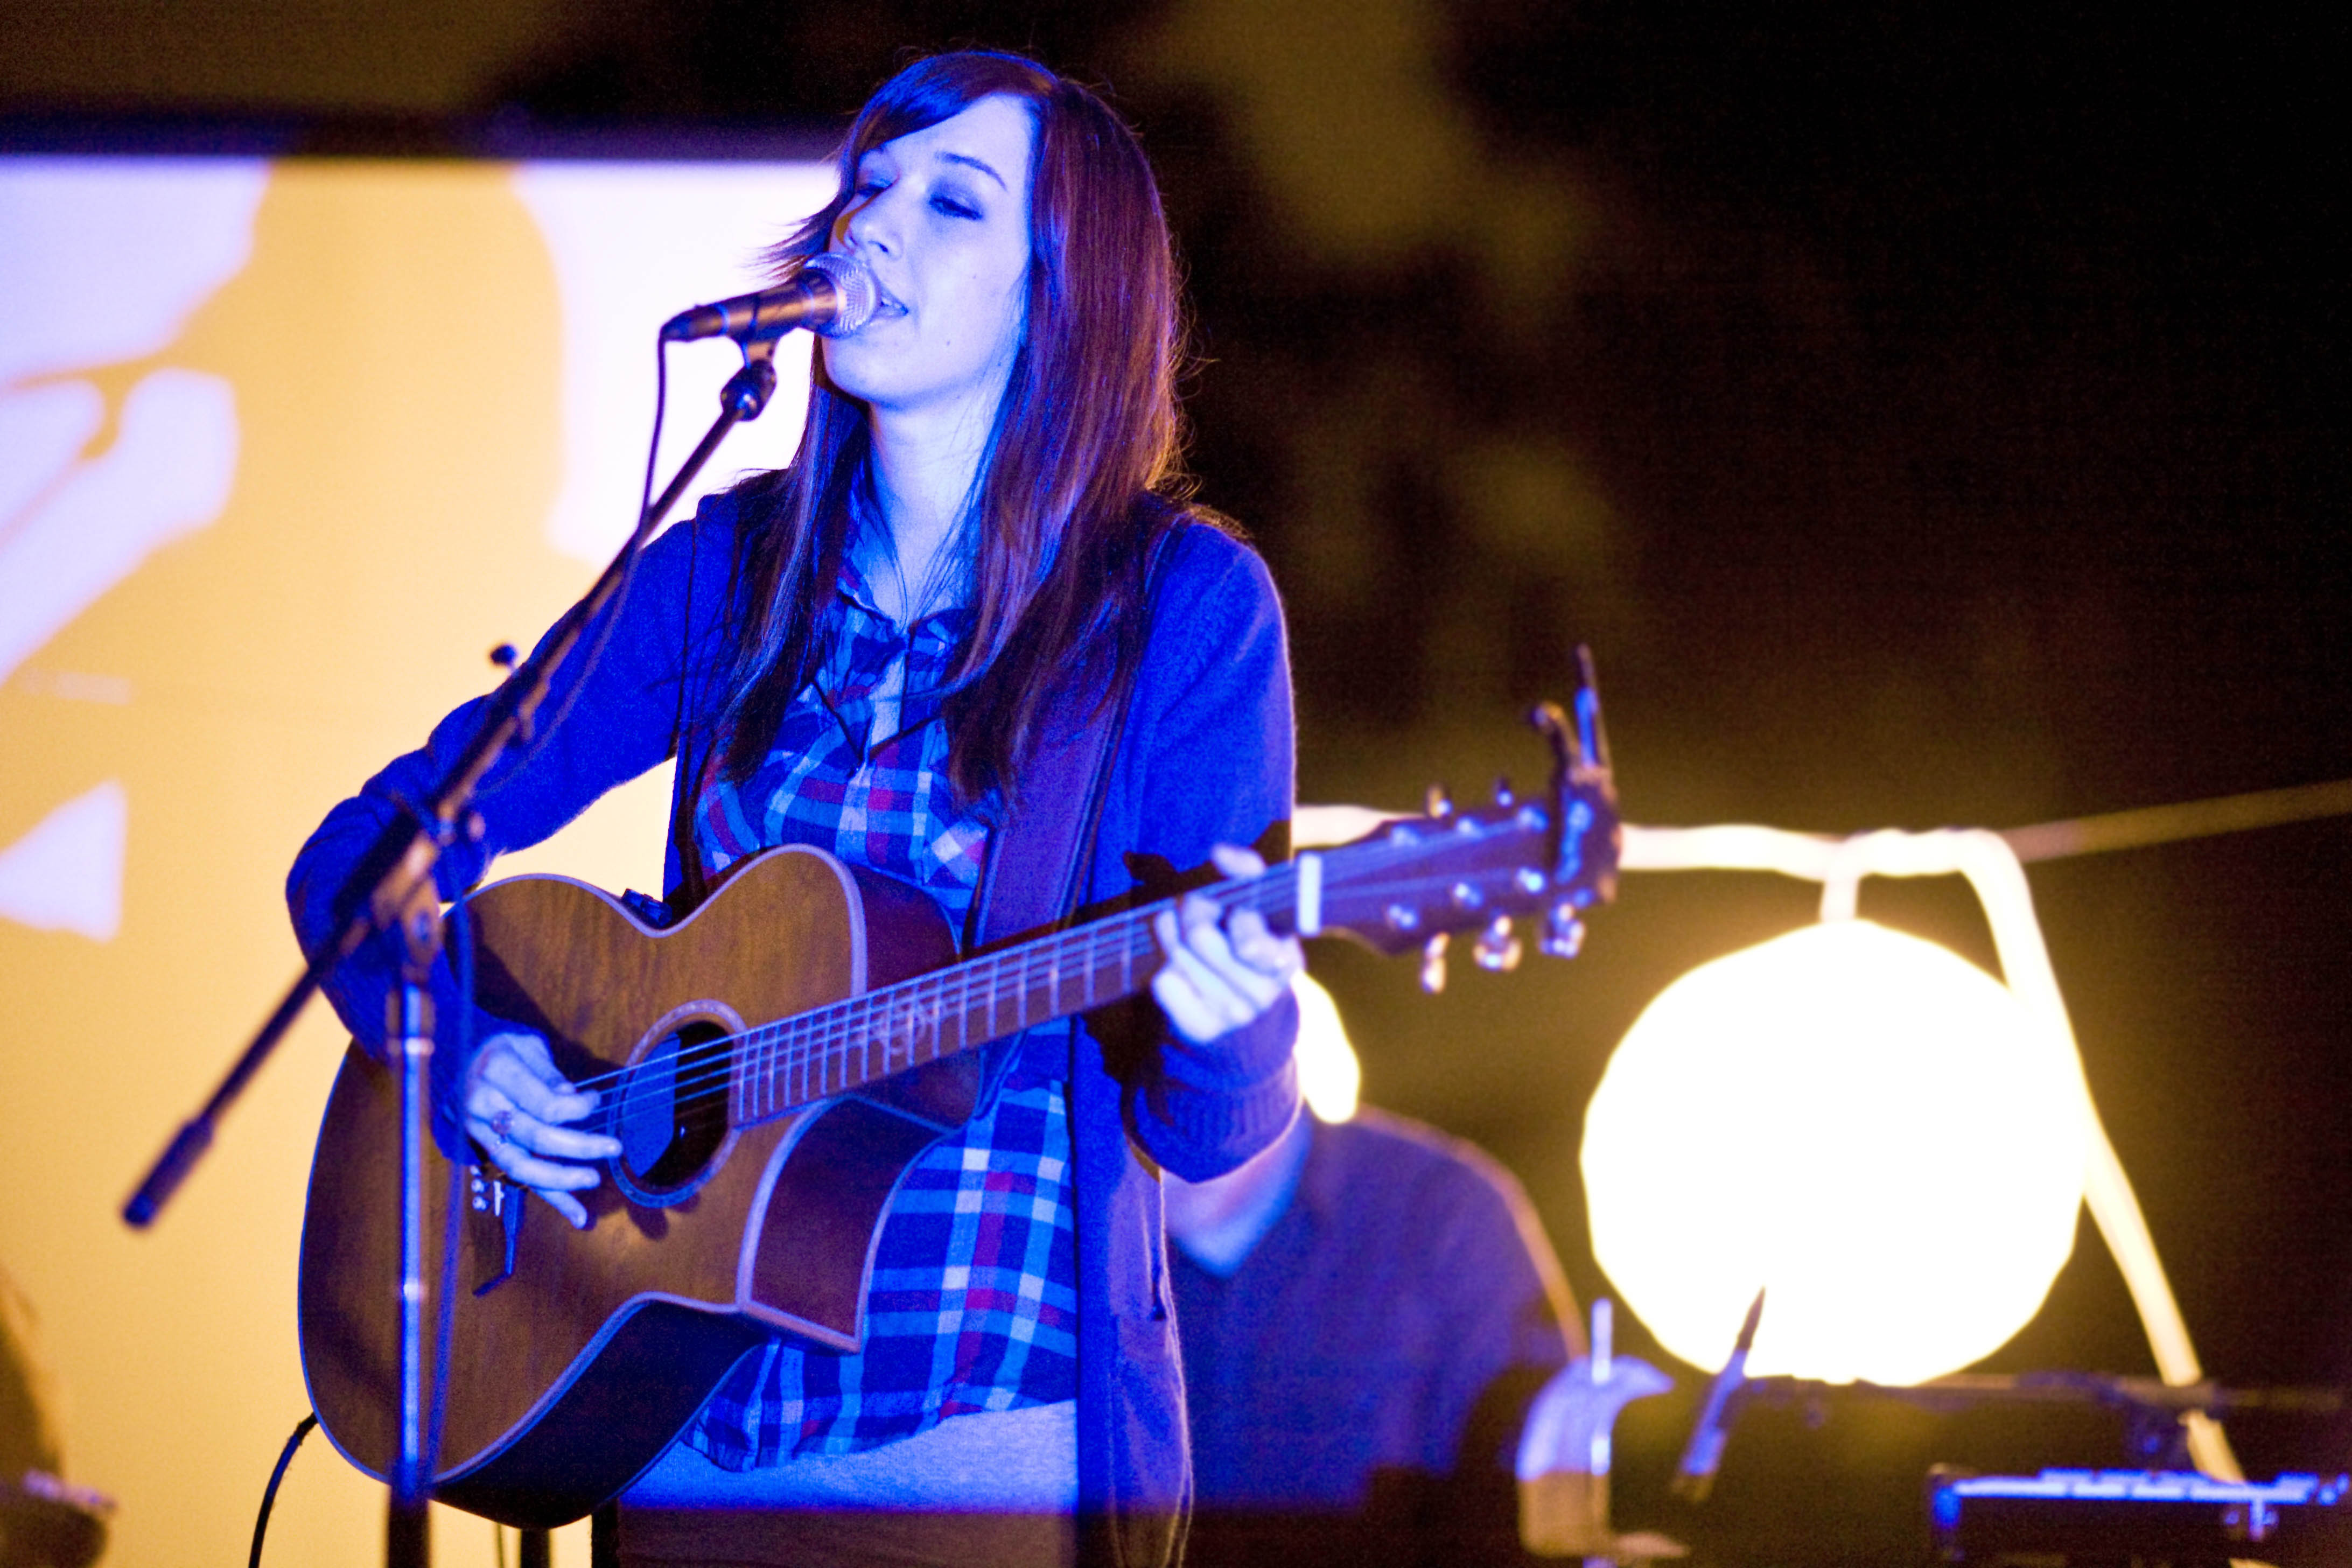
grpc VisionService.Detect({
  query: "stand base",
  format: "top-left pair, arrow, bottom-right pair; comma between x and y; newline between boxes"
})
387,1495 -> 428,1568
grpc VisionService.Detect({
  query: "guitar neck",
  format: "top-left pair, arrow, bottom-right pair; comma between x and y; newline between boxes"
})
729,863 -> 1303,1125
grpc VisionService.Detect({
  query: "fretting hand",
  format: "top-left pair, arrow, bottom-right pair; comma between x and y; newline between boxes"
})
1150,844 -> 1305,1045
464,1031 -> 624,1229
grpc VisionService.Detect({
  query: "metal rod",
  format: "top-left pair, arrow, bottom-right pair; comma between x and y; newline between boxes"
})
2000,774 -> 2352,862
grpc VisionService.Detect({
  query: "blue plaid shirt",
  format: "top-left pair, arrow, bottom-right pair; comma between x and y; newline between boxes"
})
683,558 -> 1079,1465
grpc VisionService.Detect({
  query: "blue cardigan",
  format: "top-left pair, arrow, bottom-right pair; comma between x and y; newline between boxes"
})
287,493 -> 1303,1565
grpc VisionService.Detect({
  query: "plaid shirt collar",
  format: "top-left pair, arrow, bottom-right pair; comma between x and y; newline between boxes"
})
812,553 -> 974,760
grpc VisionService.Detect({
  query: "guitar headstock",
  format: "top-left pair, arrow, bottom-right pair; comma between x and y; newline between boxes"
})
1292,649 -> 1621,984
1529,644 -> 1621,954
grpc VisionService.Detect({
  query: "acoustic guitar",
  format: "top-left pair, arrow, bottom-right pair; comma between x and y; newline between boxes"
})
297,698 -> 1618,1527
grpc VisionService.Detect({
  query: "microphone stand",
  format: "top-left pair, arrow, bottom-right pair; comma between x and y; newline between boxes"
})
123,338 -> 783,1568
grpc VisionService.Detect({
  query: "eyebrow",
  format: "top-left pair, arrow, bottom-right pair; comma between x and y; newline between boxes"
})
937,152 -> 1007,190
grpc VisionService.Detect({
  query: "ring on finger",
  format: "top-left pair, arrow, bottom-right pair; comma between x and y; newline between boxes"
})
489,1108 -> 515,1140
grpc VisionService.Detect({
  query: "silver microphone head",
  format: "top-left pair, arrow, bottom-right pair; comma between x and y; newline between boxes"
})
801,252 -> 878,338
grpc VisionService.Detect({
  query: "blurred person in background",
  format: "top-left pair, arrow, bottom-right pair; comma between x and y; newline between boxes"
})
1,1266 -> 107,1568
1166,1101 -> 1581,1567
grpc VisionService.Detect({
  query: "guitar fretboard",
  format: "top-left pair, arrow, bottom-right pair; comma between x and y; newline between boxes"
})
727,862 -> 1301,1125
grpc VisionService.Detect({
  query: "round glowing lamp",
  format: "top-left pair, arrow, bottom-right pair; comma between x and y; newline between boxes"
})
1292,972 -> 1361,1123
1581,919 -> 2085,1385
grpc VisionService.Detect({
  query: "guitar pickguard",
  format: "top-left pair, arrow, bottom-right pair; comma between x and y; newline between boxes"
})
734,1097 -> 949,1347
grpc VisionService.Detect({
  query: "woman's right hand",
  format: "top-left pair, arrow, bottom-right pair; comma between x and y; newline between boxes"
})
463,1031 -> 625,1229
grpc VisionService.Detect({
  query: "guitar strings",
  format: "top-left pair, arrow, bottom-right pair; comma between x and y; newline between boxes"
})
573,876 -> 1245,1121
573,842 -> 1510,1128
578,855 -> 1488,1127
513,818 -> 1542,1132
536,895 -> 1167,1131
656,847 -> 1348,1115
573,882 -> 1326,1137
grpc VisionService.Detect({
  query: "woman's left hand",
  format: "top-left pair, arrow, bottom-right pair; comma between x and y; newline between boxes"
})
1150,844 -> 1306,1045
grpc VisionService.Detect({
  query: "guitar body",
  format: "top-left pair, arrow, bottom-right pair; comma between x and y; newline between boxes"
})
298,845 -> 972,1527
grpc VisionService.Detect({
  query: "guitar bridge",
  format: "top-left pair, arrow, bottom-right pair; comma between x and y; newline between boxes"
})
468,1166 -> 526,1296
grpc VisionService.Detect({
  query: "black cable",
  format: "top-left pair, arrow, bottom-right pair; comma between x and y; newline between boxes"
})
248,1412 -> 318,1568
642,334 -> 671,541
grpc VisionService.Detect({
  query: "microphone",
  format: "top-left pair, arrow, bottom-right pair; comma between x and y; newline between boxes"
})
1671,1285 -> 1766,1503
659,253 -> 879,344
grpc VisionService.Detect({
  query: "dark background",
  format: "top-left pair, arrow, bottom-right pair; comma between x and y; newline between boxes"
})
9,3 -> 2347,1559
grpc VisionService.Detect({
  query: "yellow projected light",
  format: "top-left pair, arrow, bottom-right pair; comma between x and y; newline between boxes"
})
1582,919 -> 2085,1385
1293,972 -> 1361,1123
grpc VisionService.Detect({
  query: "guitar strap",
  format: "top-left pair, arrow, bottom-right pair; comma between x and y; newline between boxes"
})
965,501 -> 1178,1095
664,734 -> 712,921
661,509 -> 712,919
662,498 -> 754,921
1052,509 -> 1175,934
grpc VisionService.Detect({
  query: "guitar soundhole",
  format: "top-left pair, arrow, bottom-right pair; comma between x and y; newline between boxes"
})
611,1018 -> 733,1206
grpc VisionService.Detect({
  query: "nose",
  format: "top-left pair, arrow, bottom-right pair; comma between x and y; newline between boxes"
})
838,184 -> 900,258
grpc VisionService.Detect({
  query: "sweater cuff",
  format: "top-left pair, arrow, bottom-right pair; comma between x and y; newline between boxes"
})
1133,988 -> 1302,1181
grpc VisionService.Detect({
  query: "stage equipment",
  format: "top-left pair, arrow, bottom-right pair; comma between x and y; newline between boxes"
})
1290,972 -> 1361,1122
658,253 -> 878,344
1660,1278 -> 2346,1503
295,683 -> 1620,1528
3,1257 -> 108,1568
1517,1298 -> 1683,1562
1654,1285 -> 2352,1556
1592,823 -> 2242,1480
1670,1287 -> 1765,1502
1716,1366 -> 2343,1472
1291,803 -> 2283,1480
1928,1467 -> 2351,1565
1584,914 -> 2085,1387
121,274 -> 841,1565
0,1471 -> 110,1568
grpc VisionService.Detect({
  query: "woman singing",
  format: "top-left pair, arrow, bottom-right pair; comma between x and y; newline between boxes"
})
289,48 -> 1301,1568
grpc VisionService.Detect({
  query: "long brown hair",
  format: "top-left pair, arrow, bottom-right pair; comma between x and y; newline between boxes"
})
713,51 -> 1192,810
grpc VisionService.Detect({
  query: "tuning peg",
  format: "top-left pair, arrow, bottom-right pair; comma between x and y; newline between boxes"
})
1420,933 -> 1450,994
1541,900 -> 1587,960
1425,783 -> 1453,819
1493,777 -> 1516,807
1474,915 -> 1523,972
